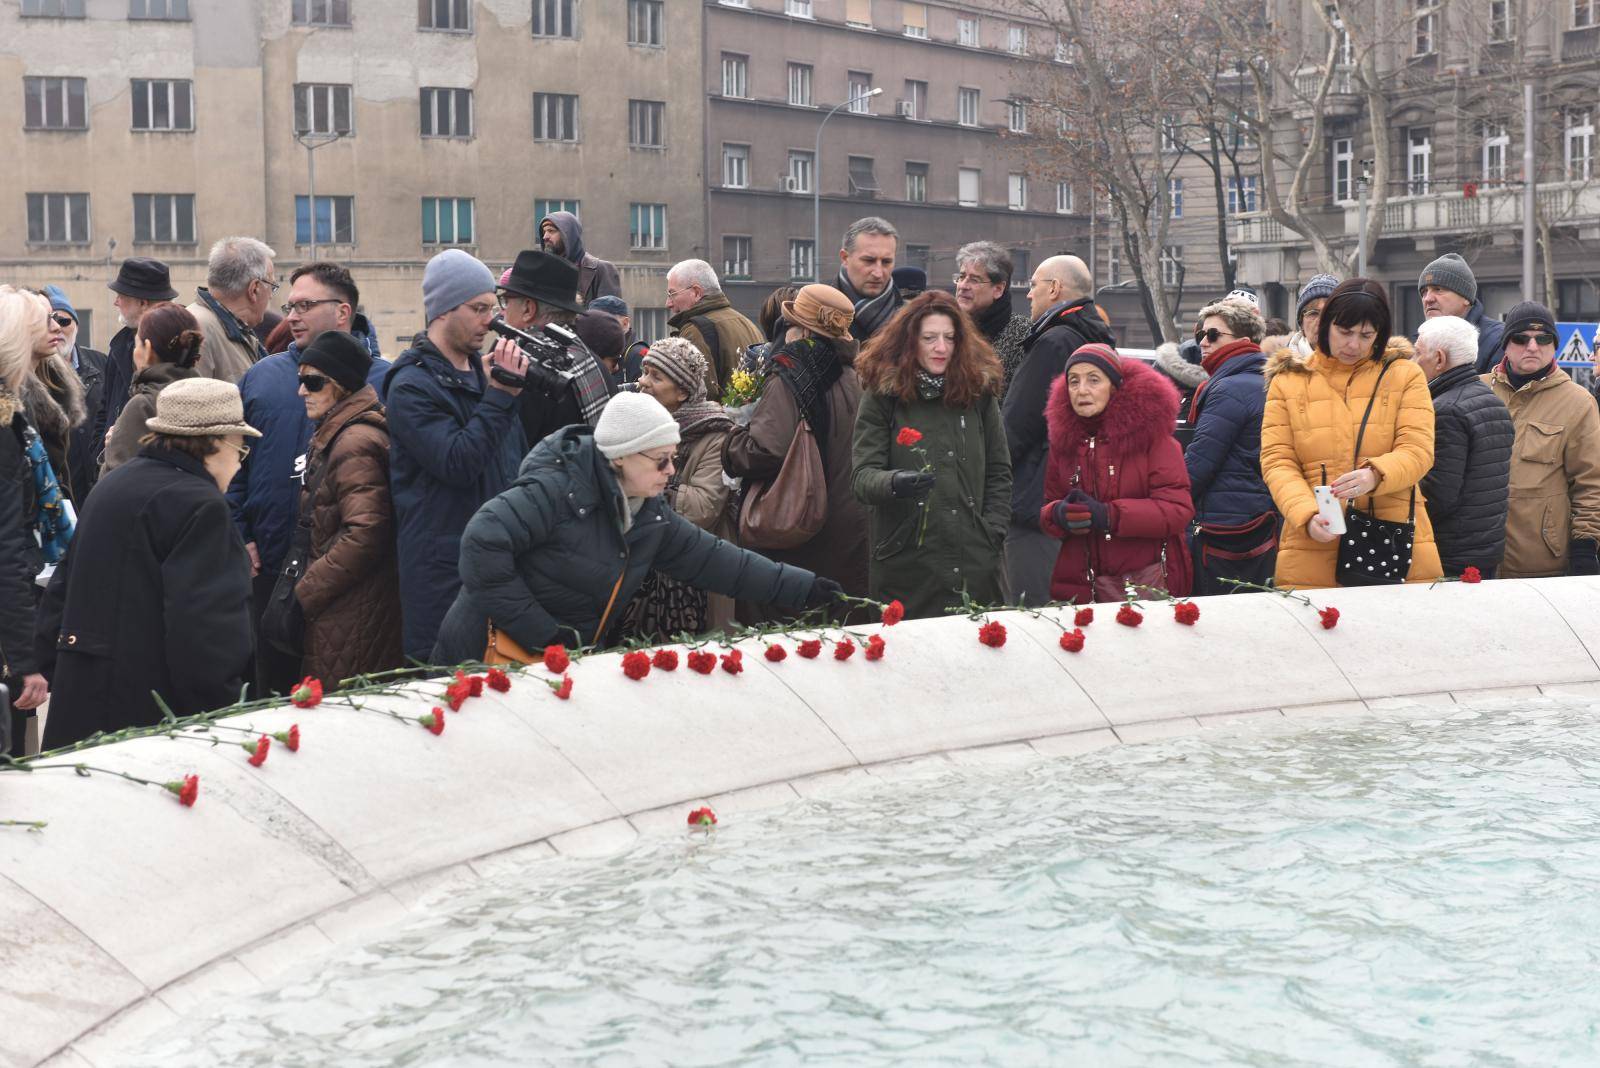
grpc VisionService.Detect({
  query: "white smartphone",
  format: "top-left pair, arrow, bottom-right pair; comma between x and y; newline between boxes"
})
1313,485 -> 1346,537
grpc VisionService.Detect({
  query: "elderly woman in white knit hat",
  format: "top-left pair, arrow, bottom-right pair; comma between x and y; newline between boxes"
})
37,377 -> 261,747
432,390 -> 841,664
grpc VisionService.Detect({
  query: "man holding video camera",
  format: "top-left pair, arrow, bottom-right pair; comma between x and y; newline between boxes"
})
496,249 -> 615,447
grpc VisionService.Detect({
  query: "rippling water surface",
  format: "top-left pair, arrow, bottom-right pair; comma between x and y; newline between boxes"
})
129,698 -> 1600,1067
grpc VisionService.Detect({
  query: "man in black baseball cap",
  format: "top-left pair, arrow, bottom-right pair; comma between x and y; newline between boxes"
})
103,257 -> 179,432
496,249 -> 613,446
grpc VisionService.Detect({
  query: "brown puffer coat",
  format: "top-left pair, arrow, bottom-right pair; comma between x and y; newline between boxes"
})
295,386 -> 403,686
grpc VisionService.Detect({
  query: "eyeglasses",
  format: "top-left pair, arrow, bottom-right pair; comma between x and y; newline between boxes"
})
466,301 -> 498,317
229,442 -> 252,461
298,373 -> 330,393
641,451 -> 675,472
281,298 -> 343,316
50,313 -> 73,328
953,272 -> 999,286
1508,332 -> 1556,348
1195,327 -> 1237,344
256,276 -> 281,294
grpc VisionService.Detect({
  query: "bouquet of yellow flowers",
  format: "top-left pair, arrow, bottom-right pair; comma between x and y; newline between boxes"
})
721,367 -> 764,408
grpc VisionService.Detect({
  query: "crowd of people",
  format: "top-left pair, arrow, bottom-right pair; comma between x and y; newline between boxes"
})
2,215 -> 1597,757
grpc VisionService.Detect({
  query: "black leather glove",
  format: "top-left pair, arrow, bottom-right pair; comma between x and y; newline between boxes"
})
1570,538 -> 1600,576
889,470 -> 936,499
1066,488 -> 1111,532
804,576 -> 845,609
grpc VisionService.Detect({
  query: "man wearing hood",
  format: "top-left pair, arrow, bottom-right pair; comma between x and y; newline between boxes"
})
42,286 -> 107,502
539,211 -> 622,307
1002,254 -> 1114,604
1416,253 -> 1507,374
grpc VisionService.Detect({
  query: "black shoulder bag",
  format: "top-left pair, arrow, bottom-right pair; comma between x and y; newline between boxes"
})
1335,360 -> 1415,587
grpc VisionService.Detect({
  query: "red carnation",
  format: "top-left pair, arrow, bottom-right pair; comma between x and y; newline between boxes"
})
1462,566 -> 1482,584
687,806 -> 717,827
895,427 -> 923,447
486,668 -> 512,693
420,708 -> 446,735
1116,604 -> 1143,628
621,651 -> 652,680
833,638 -> 855,661
720,649 -> 744,675
289,676 -> 322,708
1319,605 -> 1340,629
687,650 -> 717,674
765,644 -> 787,662
445,671 -> 473,710
652,648 -> 680,671
1073,607 -> 1094,626
864,634 -> 886,661
165,774 -> 200,807
1173,601 -> 1200,626
273,724 -> 301,753
797,639 -> 822,659
467,674 -> 484,697
554,675 -> 573,700
977,620 -> 1007,647
543,645 -> 570,674
1060,628 -> 1085,652
881,599 -> 905,626
244,734 -> 270,767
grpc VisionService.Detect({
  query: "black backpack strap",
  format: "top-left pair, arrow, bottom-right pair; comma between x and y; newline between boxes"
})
689,315 -> 723,380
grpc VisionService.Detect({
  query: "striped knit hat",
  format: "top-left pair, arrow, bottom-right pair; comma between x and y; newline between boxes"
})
641,337 -> 708,402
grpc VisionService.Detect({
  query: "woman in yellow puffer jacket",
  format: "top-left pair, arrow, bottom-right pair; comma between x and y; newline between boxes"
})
1260,278 -> 1441,589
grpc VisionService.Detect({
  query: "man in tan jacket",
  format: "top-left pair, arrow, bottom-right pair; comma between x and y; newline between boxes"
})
188,236 -> 276,383
665,259 -> 763,399
1483,301 -> 1600,577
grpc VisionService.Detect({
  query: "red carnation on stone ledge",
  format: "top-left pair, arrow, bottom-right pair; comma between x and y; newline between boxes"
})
687,650 -> 717,674
1060,628 -> 1085,652
765,643 -> 787,662
864,635 -> 886,661
720,649 -> 744,675
272,724 -> 301,753
164,774 -> 200,807
881,599 -> 905,626
543,645 -> 571,674
420,709 -> 446,735
554,675 -> 573,700
688,806 -> 717,828
1074,607 -> 1094,627
834,638 -> 855,661
797,639 -> 822,659
1173,601 -> 1200,626
244,734 -> 270,767
977,620 -> 1007,647
445,671 -> 474,710
1461,566 -> 1482,584
1319,606 -> 1340,630
652,648 -> 680,671
1116,604 -> 1143,628
290,676 -> 322,708
621,651 -> 652,680
486,668 -> 512,693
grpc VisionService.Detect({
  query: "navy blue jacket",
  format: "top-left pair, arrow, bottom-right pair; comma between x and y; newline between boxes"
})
1184,343 -> 1275,525
1464,301 -> 1509,375
226,326 -> 388,573
387,333 -> 528,661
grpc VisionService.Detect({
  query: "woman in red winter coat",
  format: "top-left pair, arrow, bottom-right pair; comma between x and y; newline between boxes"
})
1039,343 -> 1194,603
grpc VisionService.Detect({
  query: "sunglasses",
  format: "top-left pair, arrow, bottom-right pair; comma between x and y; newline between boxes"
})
50,313 -> 73,328
642,452 -> 675,472
1508,332 -> 1556,348
1194,327 -> 1236,344
298,373 -> 331,393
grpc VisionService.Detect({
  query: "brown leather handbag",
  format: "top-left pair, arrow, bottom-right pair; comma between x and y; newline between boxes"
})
484,623 -> 539,666
738,418 -> 829,550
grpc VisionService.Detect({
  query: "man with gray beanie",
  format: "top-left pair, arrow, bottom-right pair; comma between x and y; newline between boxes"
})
1416,252 -> 1506,373
385,248 -> 532,660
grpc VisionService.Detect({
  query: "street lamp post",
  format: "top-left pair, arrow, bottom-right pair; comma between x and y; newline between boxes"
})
296,130 -> 348,262
813,87 -> 883,282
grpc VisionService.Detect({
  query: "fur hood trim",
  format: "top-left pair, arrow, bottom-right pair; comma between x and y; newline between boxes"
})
1264,334 -> 1414,384
1045,355 -> 1179,457
30,354 -> 87,436
1153,342 -> 1208,389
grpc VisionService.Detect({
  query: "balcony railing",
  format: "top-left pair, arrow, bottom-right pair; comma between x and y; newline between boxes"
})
1293,65 -> 1354,99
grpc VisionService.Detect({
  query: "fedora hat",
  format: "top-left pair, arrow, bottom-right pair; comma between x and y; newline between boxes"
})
781,284 -> 856,342
498,249 -> 581,313
107,257 -> 178,302
145,378 -> 262,438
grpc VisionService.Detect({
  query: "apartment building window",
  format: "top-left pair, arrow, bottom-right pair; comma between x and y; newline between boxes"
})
718,0 -> 748,7
628,100 -> 665,148
129,0 -> 188,18
904,244 -> 931,272
957,87 -> 979,127
1161,117 -> 1182,152
26,193 -> 90,244
1488,0 -> 1513,40
634,307 -> 668,339
131,79 -> 193,131
722,144 -> 749,188
1010,248 -> 1030,284
24,77 -> 86,130
1160,245 -> 1183,288
1414,0 -> 1437,55
421,196 -> 474,245
1577,0 -> 1596,28
1051,182 -> 1073,214
1567,109 -> 1594,181
293,0 -> 350,26
721,53 -> 748,98
294,83 -> 352,135
630,203 -> 668,250
420,87 -> 472,138
1168,177 -> 1184,218
789,239 -> 815,281
531,0 -> 574,36
958,166 -> 980,206
22,0 -> 86,14
788,150 -> 814,193
627,0 -> 661,44
132,193 -> 194,244
905,162 -> 928,202
1007,99 -> 1027,133
845,0 -> 871,27
419,0 -> 470,30
903,79 -> 927,121
1482,121 -> 1509,182
1008,173 -> 1027,210
903,2 -> 926,37
723,236 -> 752,280
1107,242 -> 1120,285
788,63 -> 813,106
1331,136 -> 1353,202
531,93 -> 578,141
295,194 -> 354,244
785,0 -> 813,16
957,15 -> 978,45
1054,33 -> 1073,63
1007,23 -> 1027,54
1226,175 -> 1259,214
848,156 -> 879,197
1226,111 -> 1254,150
848,72 -> 873,113
1406,127 -> 1431,194
534,198 -> 579,220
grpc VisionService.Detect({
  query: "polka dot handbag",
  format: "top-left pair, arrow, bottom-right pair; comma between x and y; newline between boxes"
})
1335,360 -> 1415,587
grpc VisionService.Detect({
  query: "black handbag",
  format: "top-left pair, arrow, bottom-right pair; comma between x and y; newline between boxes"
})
1335,361 -> 1415,587
1193,512 -> 1280,595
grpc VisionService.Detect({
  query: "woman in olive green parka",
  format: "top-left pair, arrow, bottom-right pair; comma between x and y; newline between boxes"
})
851,291 -> 1011,619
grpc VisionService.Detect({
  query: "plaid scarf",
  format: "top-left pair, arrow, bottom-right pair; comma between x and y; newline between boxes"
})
565,337 -> 615,426
836,269 -> 903,342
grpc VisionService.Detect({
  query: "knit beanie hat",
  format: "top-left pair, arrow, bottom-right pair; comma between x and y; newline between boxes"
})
1223,286 -> 1261,309
1296,273 -> 1340,323
42,284 -> 77,321
423,249 -> 496,324
573,310 -> 626,362
1064,342 -> 1124,389
589,295 -> 629,318
299,330 -> 373,393
641,337 -> 709,402
1418,253 -> 1477,302
1500,301 -> 1557,349
594,391 -> 681,459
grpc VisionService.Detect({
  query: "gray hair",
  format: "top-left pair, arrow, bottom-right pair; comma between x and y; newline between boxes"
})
1197,298 -> 1265,343
1415,314 -> 1480,369
842,216 -> 898,253
669,258 -> 721,295
206,236 -> 276,295
956,241 -> 1013,286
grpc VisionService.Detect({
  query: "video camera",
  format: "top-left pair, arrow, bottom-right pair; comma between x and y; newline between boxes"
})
486,317 -> 583,391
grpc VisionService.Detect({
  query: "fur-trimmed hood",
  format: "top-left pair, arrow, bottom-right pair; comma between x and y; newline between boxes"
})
1153,341 -> 1208,390
0,357 -> 85,441
1045,354 -> 1180,458
1264,335 -> 1414,383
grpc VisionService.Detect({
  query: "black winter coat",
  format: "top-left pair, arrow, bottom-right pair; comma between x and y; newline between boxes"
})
433,427 -> 813,663
1000,299 -> 1115,528
1422,364 -> 1513,573
386,335 -> 528,661
0,398 -> 43,681
67,345 -> 107,501
103,326 -> 137,433
35,447 -> 254,748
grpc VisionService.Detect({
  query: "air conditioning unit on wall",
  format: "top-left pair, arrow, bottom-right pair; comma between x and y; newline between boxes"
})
781,176 -> 801,193
897,100 -> 915,118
